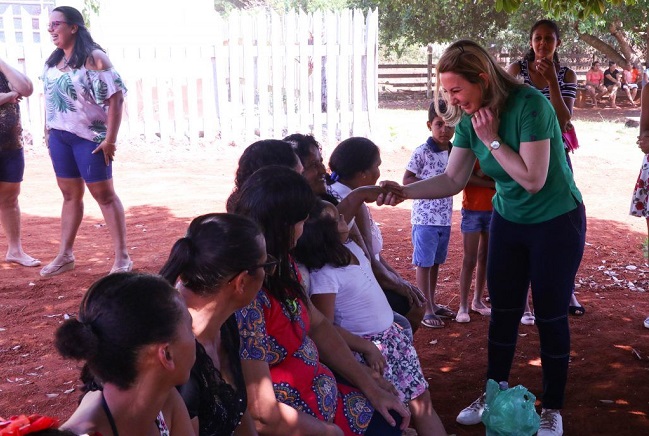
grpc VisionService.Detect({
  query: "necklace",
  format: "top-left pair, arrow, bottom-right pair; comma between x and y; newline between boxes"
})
62,55 -> 70,68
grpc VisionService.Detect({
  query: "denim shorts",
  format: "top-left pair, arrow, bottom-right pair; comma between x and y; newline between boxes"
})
0,148 -> 25,183
48,129 -> 112,183
461,209 -> 493,233
411,224 -> 450,267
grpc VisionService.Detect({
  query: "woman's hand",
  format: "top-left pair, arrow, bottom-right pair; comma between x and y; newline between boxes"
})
638,135 -> 649,154
365,384 -> 410,430
361,341 -> 387,376
535,58 -> 558,85
471,107 -> 501,148
377,181 -> 406,206
92,140 -> 117,166
400,281 -> 427,307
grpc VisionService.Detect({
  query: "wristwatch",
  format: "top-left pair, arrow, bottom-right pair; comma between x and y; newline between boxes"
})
489,139 -> 501,151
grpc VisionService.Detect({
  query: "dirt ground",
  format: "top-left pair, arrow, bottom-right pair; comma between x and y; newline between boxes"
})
1,94 -> 649,435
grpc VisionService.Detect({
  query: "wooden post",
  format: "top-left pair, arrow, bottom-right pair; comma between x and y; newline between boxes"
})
426,43 -> 433,99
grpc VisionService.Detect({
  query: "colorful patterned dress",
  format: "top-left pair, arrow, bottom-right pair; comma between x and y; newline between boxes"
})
630,155 -> 649,217
236,287 -> 374,435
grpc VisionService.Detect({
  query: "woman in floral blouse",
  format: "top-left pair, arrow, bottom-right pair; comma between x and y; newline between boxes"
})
40,6 -> 130,277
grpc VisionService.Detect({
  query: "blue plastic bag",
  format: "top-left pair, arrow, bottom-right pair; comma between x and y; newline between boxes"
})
481,379 -> 540,436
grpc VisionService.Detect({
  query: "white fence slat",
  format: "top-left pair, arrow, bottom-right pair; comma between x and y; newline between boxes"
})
0,8 -> 378,145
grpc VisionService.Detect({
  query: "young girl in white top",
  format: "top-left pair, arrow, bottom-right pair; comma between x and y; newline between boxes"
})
294,200 -> 447,436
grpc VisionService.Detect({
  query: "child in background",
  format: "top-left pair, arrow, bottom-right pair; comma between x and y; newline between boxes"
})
403,101 -> 454,328
456,162 -> 495,323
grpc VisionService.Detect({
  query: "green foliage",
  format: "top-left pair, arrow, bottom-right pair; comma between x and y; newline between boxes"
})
82,0 -> 100,28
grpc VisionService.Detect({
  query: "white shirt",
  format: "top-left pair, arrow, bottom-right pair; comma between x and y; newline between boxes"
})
309,240 -> 394,336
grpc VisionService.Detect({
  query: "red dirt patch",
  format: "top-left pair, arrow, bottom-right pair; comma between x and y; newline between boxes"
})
1,100 -> 648,435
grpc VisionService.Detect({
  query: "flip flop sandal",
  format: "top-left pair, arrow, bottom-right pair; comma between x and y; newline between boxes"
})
569,305 -> 586,316
471,306 -> 492,316
421,314 -> 445,329
434,305 -> 457,319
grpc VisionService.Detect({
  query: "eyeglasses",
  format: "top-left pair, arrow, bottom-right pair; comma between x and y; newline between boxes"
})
48,21 -> 69,31
247,254 -> 279,276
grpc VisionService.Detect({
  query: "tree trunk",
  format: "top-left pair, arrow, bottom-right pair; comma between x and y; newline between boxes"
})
608,20 -> 634,66
577,32 -> 624,64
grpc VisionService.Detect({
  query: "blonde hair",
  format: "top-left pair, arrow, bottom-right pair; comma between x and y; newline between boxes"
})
434,40 -> 523,125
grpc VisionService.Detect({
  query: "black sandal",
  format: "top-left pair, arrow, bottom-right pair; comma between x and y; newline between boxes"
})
569,305 -> 586,316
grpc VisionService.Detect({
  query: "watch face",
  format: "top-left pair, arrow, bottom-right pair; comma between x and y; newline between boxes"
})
490,140 -> 501,150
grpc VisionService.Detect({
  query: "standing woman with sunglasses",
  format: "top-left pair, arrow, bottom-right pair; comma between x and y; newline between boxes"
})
40,6 -> 130,277
160,213 -> 273,435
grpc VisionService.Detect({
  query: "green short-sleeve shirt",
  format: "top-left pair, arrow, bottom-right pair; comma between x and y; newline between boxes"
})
453,86 -> 582,224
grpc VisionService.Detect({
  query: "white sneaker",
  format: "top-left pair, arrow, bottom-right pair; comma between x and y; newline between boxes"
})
538,408 -> 563,436
521,311 -> 535,326
644,317 -> 649,329
456,394 -> 485,425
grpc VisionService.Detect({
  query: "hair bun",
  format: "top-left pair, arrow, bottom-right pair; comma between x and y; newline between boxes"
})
54,318 -> 99,361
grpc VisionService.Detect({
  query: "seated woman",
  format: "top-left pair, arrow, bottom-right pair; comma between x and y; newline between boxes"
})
229,166 -> 410,435
55,272 -> 195,435
226,139 -> 303,211
294,201 -> 447,436
160,213 -> 270,435
327,137 -> 428,332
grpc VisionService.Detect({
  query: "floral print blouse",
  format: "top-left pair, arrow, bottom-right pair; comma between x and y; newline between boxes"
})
42,65 -> 126,143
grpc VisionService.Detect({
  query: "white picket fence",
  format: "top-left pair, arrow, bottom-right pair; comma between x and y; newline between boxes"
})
0,6 -> 378,146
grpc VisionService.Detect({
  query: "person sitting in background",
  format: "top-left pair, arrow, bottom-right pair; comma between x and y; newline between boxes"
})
0,57 -> 40,268
584,61 -> 607,108
55,273 -> 195,435
295,200 -> 447,436
622,64 -> 639,106
604,61 -> 622,109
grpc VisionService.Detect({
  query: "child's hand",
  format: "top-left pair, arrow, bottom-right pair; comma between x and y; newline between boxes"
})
362,341 -> 387,376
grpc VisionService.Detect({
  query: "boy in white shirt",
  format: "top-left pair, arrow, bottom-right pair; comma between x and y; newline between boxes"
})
403,101 -> 454,328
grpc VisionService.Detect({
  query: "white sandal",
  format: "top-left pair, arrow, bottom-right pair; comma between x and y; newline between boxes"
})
521,311 -> 535,326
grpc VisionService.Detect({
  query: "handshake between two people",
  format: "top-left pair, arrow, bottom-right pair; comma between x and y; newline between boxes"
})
350,182 -> 408,207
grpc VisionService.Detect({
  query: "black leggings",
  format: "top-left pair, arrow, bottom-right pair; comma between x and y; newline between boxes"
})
486,203 -> 586,409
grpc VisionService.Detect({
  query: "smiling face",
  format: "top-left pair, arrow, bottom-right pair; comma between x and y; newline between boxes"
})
301,145 -> 327,195
530,23 -> 560,61
440,72 -> 485,115
48,11 -> 77,51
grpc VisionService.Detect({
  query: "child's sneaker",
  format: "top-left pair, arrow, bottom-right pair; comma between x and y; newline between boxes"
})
456,394 -> 485,425
521,311 -> 535,326
538,408 -> 563,436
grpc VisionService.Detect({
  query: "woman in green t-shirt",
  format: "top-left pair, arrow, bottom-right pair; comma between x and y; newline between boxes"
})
382,40 -> 585,436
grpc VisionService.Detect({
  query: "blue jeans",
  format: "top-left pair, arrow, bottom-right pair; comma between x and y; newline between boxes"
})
486,202 -> 586,409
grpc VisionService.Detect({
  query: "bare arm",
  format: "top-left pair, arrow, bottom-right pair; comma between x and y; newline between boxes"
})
308,304 -> 410,429
539,62 -> 575,131
87,50 -> 123,165
403,169 -> 420,186
638,86 -> 649,153
241,359 -> 343,435
471,107 -> 549,194
233,411 -> 259,436
310,293 -> 387,375
401,146 -> 476,200
167,389 -> 196,436
0,58 -> 32,96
